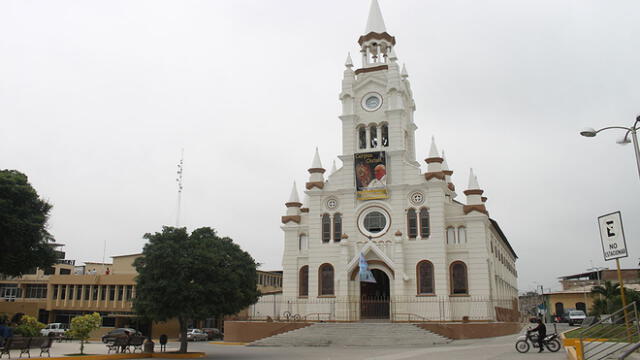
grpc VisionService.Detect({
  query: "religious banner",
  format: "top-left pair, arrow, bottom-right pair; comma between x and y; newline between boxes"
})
354,151 -> 388,200
359,253 -> 376,283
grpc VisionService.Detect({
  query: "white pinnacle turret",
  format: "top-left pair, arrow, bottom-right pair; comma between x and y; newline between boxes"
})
428,136 -> 439,158
331,160 -> 337,175
442,150 -> 449,171
311,147 -> 323,169
288,181 -> 300,204
307,147 -> 326,189
345,53 -> 353,68
388,47 -> 397,62
365,0 -> 387,34
401,64 -> 408,78
468,168 -> 480,190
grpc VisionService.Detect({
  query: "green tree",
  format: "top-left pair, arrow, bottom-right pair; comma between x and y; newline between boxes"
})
0,170 -> 56,276
133,226 -> 260,353
13,315 -> 45,337
590,281 -> 640,316
68,313 -> 102,355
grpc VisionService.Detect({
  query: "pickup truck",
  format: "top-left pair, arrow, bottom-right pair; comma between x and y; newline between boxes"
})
40,323 -> 69,337
566,310 -> 587,326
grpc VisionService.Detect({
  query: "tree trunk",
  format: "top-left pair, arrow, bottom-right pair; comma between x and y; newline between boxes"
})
178,316 -> 188,353
80,339 -> 84,355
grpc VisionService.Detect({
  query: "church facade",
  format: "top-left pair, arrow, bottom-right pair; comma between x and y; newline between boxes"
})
280,0 -> 518,322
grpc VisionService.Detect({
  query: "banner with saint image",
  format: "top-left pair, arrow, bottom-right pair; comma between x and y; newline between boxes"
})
354,151 -> 388,200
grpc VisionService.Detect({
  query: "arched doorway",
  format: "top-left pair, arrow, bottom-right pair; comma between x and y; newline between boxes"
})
360,269 -> 390,319
555,302 -> 565,317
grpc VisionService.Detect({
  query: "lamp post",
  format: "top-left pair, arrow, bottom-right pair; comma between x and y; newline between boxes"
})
580,115 -> 640,182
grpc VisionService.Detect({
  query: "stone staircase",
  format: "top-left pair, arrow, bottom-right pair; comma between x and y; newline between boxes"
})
248,322 -> 451,347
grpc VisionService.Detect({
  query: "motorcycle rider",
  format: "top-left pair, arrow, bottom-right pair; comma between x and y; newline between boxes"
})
528,318 -> 547,352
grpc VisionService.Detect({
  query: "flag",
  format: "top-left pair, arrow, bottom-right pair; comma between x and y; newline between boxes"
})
359,253 -> 376,283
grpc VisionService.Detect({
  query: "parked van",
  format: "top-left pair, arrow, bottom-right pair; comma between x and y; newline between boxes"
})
40,323 -> 69,337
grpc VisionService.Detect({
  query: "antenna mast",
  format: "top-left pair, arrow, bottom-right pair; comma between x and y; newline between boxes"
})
176,149 -> 184,227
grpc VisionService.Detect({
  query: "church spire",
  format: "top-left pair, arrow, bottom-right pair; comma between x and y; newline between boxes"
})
306,147 -> 325,190
463,168 -> 488,215
358,0 -> 396,67
365,0 -> 387,34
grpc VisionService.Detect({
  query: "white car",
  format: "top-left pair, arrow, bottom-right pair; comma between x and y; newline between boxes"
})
40,323 -> 69,337
567,310 -> 587,326
186,329 -> 208,341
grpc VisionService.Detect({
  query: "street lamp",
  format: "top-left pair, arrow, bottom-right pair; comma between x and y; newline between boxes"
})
580,115 -> 640,181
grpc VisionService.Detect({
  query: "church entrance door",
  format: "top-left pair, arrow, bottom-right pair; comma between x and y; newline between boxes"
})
360,269 -> 390,320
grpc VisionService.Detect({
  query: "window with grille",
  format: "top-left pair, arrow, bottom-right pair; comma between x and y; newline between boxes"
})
299,266 -> 308,297
333,214 -> 342,242
450,262 -> 468,295
417,261 -> 434,294
319,264 -> 334,296
322,214 -> 331,243
420,208 -> 430,238
407,209 -> 417,238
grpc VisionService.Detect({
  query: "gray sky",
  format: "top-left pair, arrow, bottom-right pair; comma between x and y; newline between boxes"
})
1,0 -> 639,293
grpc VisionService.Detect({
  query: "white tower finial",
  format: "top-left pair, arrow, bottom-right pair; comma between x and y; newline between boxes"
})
311,147 -> 323,169
468,168 -> 480,190
288,181 -> 300,203
365,0 -> 387,34
331,160 -> 337,175
345,53 -> 353,68
401,63 -> 408,78
428,136 -> 439,158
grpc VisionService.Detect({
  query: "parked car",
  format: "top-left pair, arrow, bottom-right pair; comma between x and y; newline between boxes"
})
201,328 -> 223,340
101,328 -> 142,343
40,323 -> 69,337
186,329 -> 208,341
567,310 -> 587,326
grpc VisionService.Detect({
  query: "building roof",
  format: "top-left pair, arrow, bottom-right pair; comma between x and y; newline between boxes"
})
559,268 -> 638,280
111,253 -> 142,258
490,218 -> 517,259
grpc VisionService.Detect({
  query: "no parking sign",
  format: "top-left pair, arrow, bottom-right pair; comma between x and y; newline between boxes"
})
598,211 -> 628,261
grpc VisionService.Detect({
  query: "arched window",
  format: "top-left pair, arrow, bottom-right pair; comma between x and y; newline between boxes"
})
417,260 -> 434,294
458,226 -> 466,243
333,213 -> 342,242
407,209 -> 417,238
576,302 -> 586,312
298,233 -> 308,250
419,208 -> 430,238
358,127 -> 366,149
446,227 -> 456,244
450,261 -> 468,295
322,214 -> 331,243
319,263 -> 334,296
299,266 -> 308,297
381,124 -> 389,147
370,125 -> 378,147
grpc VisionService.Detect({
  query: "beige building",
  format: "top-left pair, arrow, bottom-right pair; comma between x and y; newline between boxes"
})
1,251 -> 282,338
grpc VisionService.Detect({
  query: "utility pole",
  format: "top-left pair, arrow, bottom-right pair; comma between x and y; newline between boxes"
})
175,149 -> 184,227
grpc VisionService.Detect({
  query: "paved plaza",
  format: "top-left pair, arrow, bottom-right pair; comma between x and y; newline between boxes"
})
14,325 -> 573,360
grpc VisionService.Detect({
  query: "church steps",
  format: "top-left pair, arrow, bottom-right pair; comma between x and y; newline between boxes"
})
248,322 -> 451,347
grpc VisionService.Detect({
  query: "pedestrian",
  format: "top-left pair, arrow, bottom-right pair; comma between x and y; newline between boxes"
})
159,334 -> 168,352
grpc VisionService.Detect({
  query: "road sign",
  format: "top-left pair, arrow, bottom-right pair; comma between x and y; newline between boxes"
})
598,211 -> 628,261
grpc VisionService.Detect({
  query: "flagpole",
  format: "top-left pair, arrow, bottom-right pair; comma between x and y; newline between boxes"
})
175,149 -> 184,227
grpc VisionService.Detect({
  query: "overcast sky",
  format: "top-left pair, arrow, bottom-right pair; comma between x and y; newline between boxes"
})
1,0 -> 639,293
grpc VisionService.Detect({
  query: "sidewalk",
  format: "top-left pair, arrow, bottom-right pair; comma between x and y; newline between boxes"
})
4,340 -> 182,358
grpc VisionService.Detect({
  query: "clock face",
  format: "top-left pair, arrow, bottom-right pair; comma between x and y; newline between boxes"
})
361,93 -> 382,111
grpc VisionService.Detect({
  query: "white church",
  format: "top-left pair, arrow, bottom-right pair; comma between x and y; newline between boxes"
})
280,0 -> 518,322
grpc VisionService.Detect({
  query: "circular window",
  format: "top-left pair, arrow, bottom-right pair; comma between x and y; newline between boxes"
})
326,198 -> 338,209
409,191 -> 424,206
357,207 -> 391,238
361,92 -> 383,112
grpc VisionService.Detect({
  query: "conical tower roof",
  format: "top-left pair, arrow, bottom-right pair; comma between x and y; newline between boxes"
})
468,168 -> 480,190
310,147 -> 323,169
365,0 -> 387,34
288,181 -> 300,203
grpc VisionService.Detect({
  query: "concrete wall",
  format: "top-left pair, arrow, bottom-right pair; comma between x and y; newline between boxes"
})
417,322 -> 523,339
224,321 -> 311,342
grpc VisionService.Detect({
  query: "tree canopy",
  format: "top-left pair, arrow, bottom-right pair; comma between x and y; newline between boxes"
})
133,226 -> 260,352
0,170 -> 56,276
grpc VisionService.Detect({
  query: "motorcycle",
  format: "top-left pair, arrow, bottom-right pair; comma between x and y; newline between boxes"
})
515,326 -> 561,353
